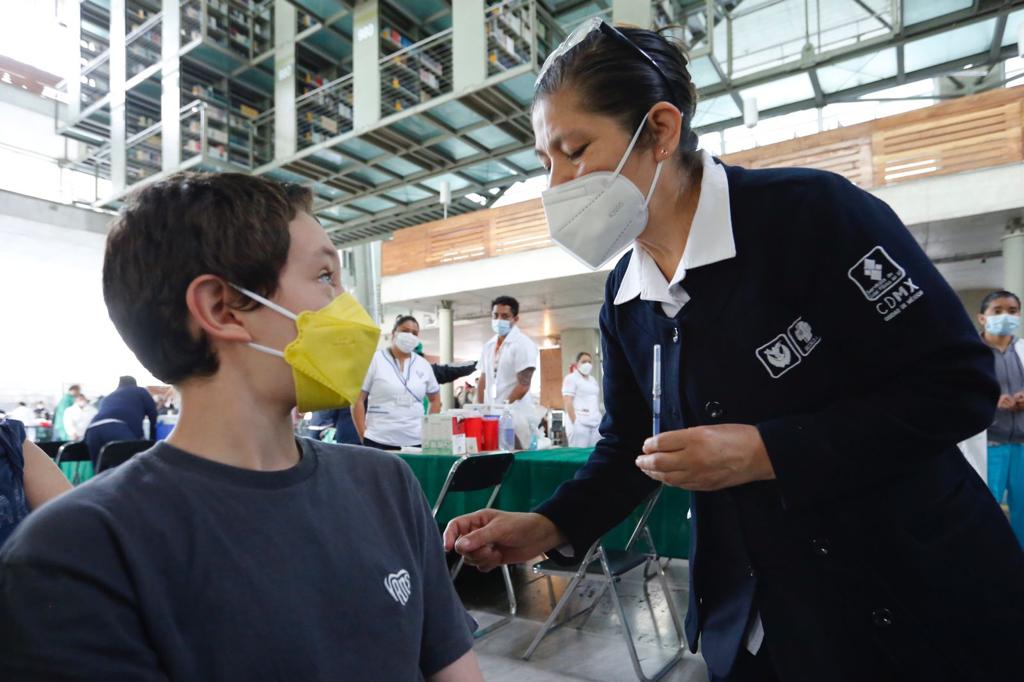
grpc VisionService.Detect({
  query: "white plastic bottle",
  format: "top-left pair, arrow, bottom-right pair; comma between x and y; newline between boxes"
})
499,404 -> 516,451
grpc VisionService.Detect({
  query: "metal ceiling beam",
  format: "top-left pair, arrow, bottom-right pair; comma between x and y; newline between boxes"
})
695,43 -> 1020,135
697,0 -> 1024,102
807,68 -> 824,108
989,11 -> 1010,63
853,0 -> 891,31
321,159 -> 534,237
315,139 -> 533,212
291,105 -> 531,191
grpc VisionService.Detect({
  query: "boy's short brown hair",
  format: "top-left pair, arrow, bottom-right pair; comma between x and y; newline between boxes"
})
103,172 -> 313,384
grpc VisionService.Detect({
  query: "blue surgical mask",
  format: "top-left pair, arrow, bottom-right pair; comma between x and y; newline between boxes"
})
492,319 -> 512,337
985,314 -> 1021,337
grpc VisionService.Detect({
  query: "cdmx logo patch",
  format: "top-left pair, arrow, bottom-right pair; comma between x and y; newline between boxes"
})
848,246 -> 906,301
384,569 -> 412,606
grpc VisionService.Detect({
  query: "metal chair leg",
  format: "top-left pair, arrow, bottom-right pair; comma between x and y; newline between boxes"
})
545,574 -> 557,609
523,566 -> 589,660
602,554 -> 683,682
450,555 -> 465,580
655,555 -> 686,647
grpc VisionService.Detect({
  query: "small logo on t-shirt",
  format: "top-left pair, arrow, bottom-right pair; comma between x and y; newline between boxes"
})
384,569 -> 412,606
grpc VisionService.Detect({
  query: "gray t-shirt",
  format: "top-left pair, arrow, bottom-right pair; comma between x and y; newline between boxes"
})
989,339 -> 1024,444
0,439 -> 474,681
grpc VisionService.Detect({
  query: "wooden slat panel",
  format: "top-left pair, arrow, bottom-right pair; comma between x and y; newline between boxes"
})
874,101 -> 1023,185
491,199 -> 551,255
380,86 -> 1024,276
725,137 -> 873,187
425,219 -> 488,266
381,223 -> 427,276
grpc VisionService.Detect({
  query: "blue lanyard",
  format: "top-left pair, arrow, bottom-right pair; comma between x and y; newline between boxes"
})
383,350 -> 421,402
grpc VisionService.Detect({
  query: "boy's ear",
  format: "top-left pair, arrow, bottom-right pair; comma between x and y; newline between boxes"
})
185,275 -> 255,344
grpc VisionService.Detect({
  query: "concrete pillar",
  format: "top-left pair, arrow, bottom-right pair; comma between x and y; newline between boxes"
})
559,327 -> 603,402
613,0 -> 652,27
59,0 -> 81,123
350,241 -> 383,325
452,0 -> 486,92
274,0 -> 297,159
439,300 -> 455,409
352,0 -> 381,130
109,0 -> 127,192
161,0 -> 181,170
1003,218 -> 1024,298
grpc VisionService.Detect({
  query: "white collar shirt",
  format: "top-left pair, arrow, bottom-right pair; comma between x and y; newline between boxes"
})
613,150 -> 737,317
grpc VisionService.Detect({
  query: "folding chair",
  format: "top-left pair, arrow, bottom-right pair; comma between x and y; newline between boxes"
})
523,487 -> 686,682
55,441 -> 92,485
35,441 -> 68,459
433,452 -> 517,638
97,440 -> 152,473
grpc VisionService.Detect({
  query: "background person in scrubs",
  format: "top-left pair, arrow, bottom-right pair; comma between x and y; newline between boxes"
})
353,315 -> 440,451
977,289 -> 1024,547
562,351 -> 601,447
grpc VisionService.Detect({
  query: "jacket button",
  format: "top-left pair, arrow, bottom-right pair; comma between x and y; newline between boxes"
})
811,538 -> 830,556
872,608 -> 894,628
704,401 -> 725,419
747,565 -> 756,578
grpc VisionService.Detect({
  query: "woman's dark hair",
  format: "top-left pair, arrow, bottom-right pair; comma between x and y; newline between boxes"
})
980,290 -> 1021,313
104,172 -> 313,384
118,376 -> 137,388
393,314 -> 419,332
575,351 -> 592,362
535,23 -> 701,175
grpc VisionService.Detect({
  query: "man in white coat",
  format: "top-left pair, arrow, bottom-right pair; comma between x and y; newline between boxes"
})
477,296 -> 539,448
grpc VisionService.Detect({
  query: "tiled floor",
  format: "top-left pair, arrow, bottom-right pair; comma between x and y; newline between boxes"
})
455,558 -> 709,682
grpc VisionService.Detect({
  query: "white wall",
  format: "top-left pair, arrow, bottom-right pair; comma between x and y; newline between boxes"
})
0,84 -> 110,205
0,190 -> 156,406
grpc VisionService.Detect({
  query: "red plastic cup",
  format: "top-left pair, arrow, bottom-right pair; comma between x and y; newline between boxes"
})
481,416 -> 499,451
463,416 -> 483,452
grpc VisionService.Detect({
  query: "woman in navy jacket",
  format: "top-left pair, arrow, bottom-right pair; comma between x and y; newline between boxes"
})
444,19 -> 1024,682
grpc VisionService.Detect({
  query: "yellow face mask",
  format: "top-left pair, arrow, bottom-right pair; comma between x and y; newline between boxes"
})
232,285 -> 380,412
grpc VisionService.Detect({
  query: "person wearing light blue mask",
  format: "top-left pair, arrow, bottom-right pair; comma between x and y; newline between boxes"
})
477,295 -> 539,447
978,289 -> 1024,547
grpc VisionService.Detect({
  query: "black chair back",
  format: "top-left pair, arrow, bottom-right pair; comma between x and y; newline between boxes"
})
36,441 -> 68,459
97,440 -> 152,473
55,441 -> 90,465
447,452 -> 515,492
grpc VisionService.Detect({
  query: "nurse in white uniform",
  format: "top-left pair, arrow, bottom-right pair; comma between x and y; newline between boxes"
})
477,295 -> 540,447
562,351 -> 602,447
353,315 -> 440,451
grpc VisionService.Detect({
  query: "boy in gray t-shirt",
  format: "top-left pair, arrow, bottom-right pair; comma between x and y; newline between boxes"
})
0,173 -> 481,681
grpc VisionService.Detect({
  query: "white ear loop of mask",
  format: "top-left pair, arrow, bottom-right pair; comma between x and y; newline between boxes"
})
612,112 -> 666,208
229,284 -> 296,359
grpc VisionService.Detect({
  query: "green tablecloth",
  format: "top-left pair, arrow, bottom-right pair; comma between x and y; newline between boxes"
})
400,448 -> 691,559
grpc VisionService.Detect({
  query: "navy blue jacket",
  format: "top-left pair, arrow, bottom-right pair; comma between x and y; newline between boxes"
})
92,387 -> 158,440
535,164 -> 1024,681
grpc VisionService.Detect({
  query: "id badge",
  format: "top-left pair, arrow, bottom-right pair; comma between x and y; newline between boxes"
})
396,392 -> 414,407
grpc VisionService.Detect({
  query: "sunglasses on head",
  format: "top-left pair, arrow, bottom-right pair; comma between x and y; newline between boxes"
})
536,17 -> 678,106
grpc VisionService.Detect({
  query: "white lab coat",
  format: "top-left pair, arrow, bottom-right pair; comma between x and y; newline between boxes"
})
479,326 -> 539,447
63,403 -> 97,441
362,350 -> 439,447
562,370 -> 602,447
